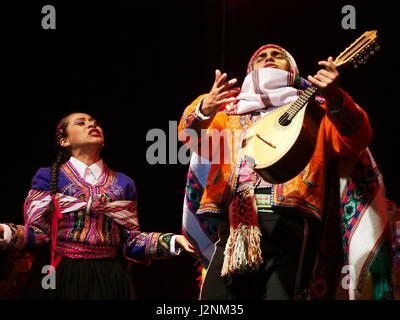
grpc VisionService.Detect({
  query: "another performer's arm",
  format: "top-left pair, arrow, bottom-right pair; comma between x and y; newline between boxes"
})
0,168 -> 53,251
0,224 -> 8,246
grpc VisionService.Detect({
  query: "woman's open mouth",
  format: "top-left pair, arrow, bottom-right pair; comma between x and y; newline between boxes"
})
89,129 -> 101,137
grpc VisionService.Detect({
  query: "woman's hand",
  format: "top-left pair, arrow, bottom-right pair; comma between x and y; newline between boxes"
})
175,235 -> 196,254
0,224 -> 4,238
201,69 -> 239,116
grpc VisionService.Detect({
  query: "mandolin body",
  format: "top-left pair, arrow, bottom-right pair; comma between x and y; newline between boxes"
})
242,101 -> 325,184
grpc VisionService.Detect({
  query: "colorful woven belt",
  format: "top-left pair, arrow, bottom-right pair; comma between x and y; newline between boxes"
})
56,241 -> 118,259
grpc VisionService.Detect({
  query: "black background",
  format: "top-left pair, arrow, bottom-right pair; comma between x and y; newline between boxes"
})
0,0 -> 398,299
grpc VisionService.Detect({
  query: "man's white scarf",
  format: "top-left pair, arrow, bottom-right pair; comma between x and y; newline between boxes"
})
228,68 -> 314,115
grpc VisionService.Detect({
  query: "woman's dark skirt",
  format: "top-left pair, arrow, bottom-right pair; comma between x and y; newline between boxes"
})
20,251 -> 135,300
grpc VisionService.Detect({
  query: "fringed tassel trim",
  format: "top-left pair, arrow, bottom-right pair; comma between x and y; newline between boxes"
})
221,223 -> 263,281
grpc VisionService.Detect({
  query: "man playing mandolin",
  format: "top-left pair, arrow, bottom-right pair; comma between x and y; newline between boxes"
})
200,48 -> 342,116
179,40 -> 398,300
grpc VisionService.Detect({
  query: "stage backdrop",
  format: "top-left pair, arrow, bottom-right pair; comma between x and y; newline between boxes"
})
0,0 -> 397,299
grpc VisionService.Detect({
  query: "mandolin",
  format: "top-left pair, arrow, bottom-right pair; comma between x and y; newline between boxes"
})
242,30 -> 379,184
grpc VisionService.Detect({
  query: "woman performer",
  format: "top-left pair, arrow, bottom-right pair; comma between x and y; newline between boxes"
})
0,112 -> 194,299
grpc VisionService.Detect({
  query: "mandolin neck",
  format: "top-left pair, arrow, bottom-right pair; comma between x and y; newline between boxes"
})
286,85 -> 319,120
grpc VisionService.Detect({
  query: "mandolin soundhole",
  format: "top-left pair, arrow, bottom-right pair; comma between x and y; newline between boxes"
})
278,113 -> 292,126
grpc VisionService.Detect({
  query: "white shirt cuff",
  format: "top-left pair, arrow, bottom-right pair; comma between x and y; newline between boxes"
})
195,97 -> 213,120
0,224 -> 11,248
169,235 -> 182,256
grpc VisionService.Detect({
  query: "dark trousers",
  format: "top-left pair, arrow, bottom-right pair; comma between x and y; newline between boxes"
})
200,210 -> 320,300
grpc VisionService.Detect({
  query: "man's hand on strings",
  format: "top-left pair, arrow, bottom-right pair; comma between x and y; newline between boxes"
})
201,69 -> 239,116
307,56 -> 342,107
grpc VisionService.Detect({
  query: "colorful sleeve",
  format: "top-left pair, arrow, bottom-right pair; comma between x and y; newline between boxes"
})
121,177 -> 175,264
178,94 -> 212,133
324,88 -> 373,158
123,230 -> 175,265
4,168 -> 52,250
178,94 -> 228,161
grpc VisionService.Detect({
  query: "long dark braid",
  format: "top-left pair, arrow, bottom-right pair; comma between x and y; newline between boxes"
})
44,114 -> 72,218
50,149 -> 70,196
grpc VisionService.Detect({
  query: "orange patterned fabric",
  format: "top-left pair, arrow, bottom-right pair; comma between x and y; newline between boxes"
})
178,88 -> 373,220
